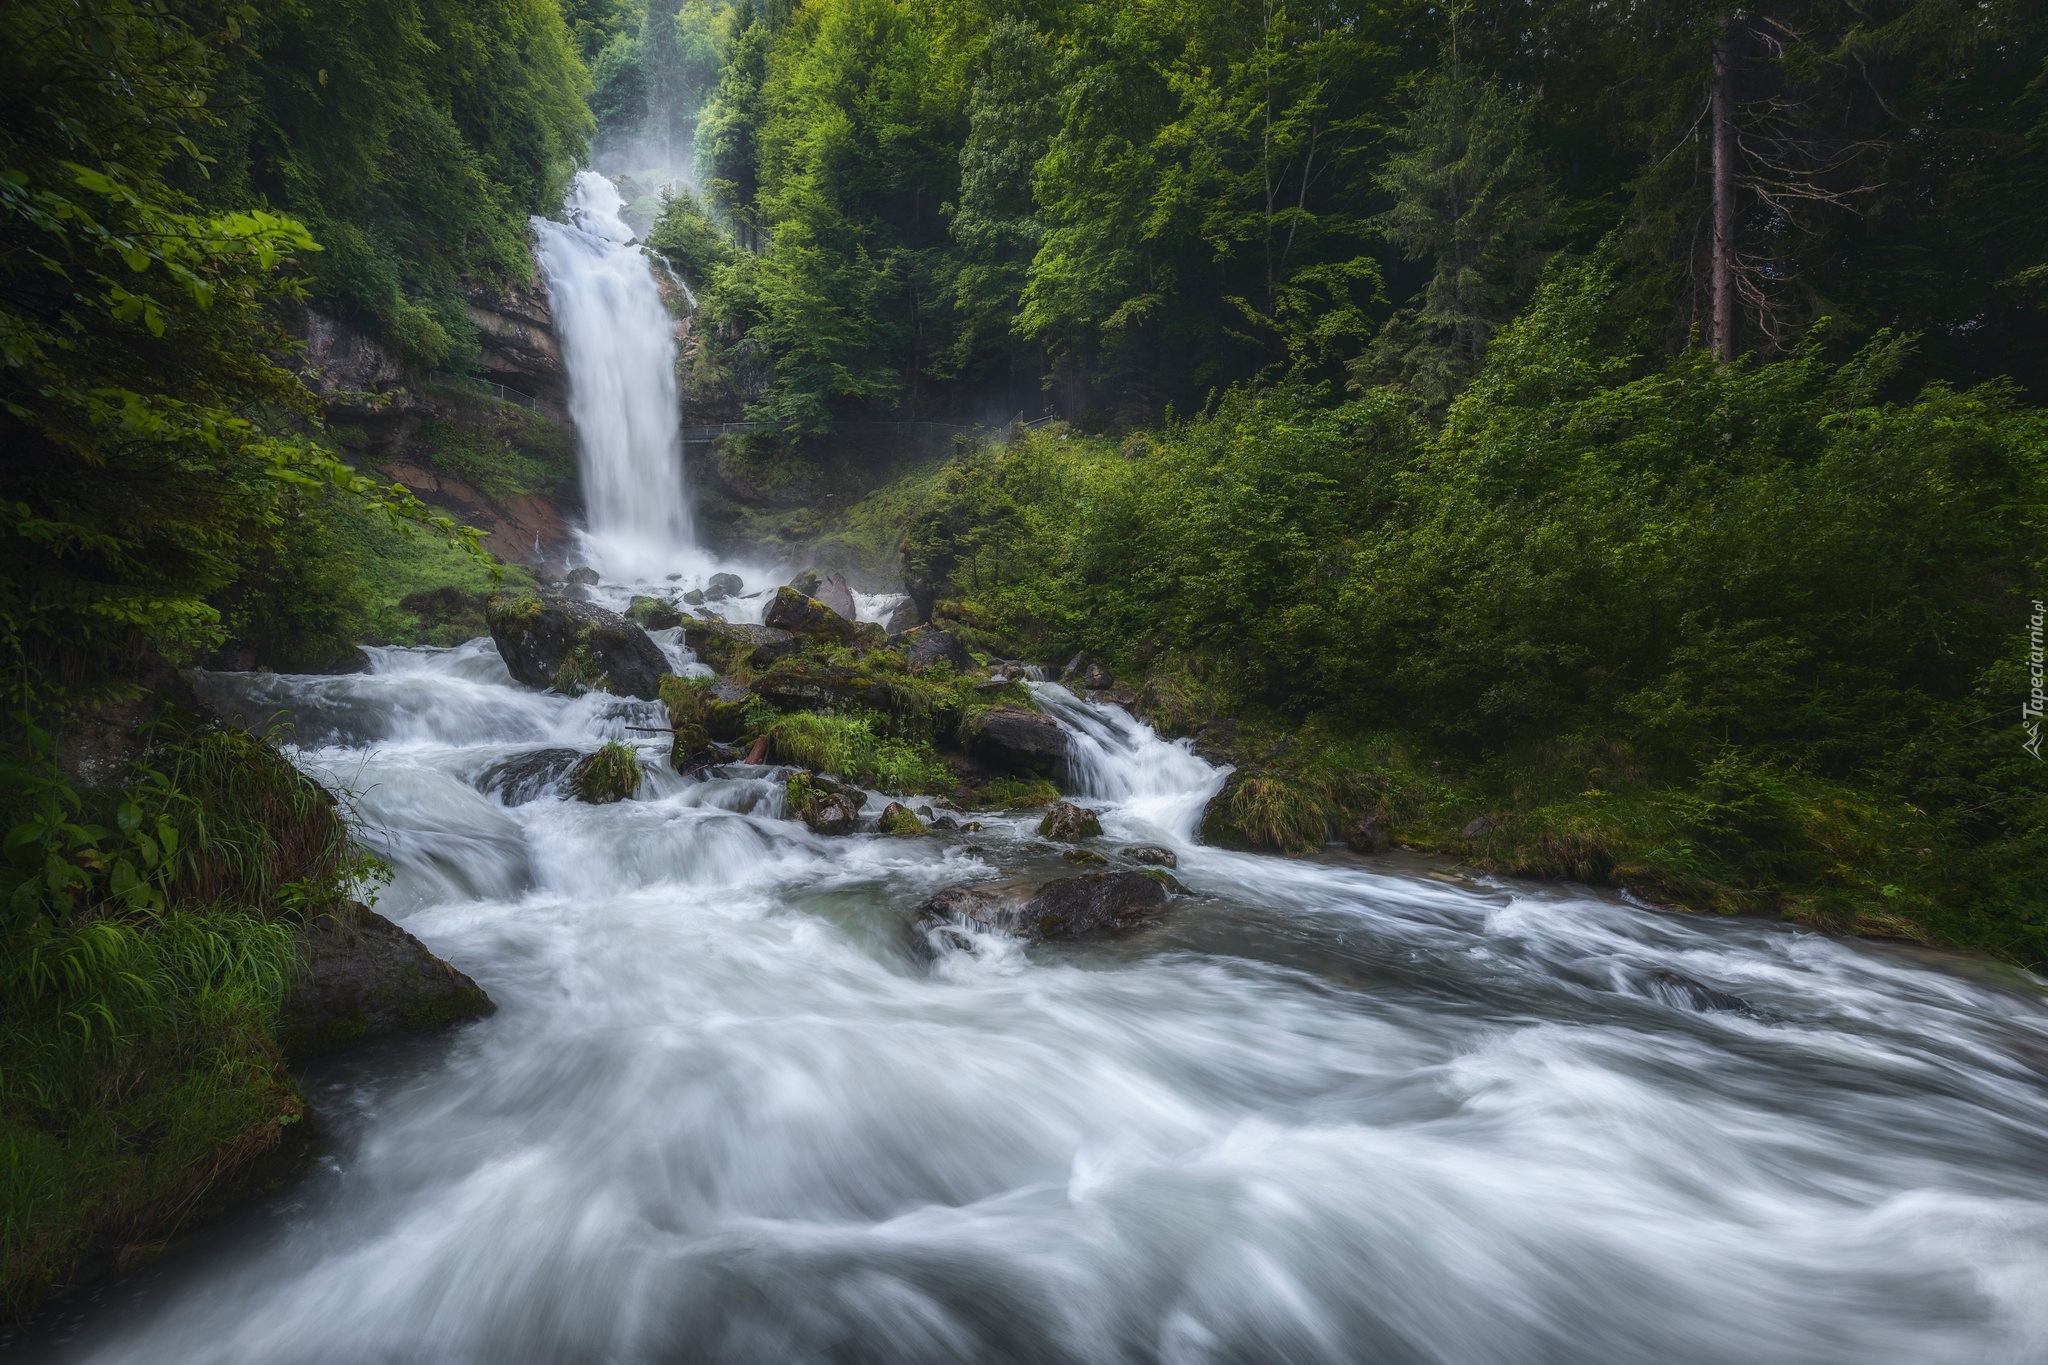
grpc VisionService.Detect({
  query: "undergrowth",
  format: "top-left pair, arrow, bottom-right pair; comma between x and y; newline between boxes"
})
0,716 -> 367,1318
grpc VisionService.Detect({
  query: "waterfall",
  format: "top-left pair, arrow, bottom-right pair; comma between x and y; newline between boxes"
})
532,171 -> 692,578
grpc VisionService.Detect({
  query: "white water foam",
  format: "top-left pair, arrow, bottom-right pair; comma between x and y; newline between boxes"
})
39,650 -> 2048,1364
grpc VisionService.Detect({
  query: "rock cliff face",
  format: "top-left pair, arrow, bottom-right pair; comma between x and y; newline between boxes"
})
295,278 -> 580,570
465,283 -> 567,411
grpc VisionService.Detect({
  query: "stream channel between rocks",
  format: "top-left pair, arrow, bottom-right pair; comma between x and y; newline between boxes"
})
20,627 -> 2048,1364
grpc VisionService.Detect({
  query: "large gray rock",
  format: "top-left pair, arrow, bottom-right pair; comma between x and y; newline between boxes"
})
965,705 -> 1067,778
908,871 -> 1171,958
882,597 -> 920,634
686,621 -> 798,672
485,594 -> 671,700
902,628 -> 974,675
279,904 -> 495,1058
812,571 -> 857,621
763,586 -> 865,645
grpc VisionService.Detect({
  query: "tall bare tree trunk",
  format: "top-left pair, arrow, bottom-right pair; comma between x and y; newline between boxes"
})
1710,16 -> 1736,362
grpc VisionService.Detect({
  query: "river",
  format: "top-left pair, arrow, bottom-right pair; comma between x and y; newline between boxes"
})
26,168 -> 2048,1363
24,633 -> 2048,1363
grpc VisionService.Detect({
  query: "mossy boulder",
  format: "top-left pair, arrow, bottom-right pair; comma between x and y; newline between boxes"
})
686,620 -> 798,672
763,585 -> 872,645
485,593 -> 671,700
278,903 -> 496,1059
877,801 -> 928,835
786,771 -> 861,834
1199,768 -> 1332,854
901,627 -> 974,675
628,595 -> 683,630
569,742 -> 642,804
1039,801 -> 1102,841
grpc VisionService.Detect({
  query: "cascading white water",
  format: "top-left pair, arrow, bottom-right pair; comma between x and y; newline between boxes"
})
533,172 -> 692,577
38,646 -> 2048,1364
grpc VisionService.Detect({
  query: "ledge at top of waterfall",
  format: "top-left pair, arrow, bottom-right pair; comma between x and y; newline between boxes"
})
532,170 -> 692,582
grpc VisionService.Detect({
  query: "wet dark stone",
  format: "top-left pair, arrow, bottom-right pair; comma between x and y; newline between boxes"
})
1038,801 -> 1102,842
686,622 -> 798,672
1345,814 -> 1391,854
475,747 -> 582,805
1633,968 -> 1752,1015
1060,654 -> 1112,690
1119,845 -> 1178,868
485,594 -> 671,700
279,903 -> 494,1059
763,586 -> 865,645
902,628 -> 974,675
907,871 -> 1171,958
965,705 -> 1067,778
706,572 -> 744,600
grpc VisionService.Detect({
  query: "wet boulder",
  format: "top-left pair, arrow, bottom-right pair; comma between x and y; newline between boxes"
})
566,566 -> 600,588
476,747 -> 583,806
786,771 -> 861,835
1119,845 -> 1177,868
763,585 -> 868,646
1064,848 -> 1108,867
628,595 -> 683,630
876,802 -> 928,836
907,871 -> 1170,958
279,903 -> 495,1059
811,571 -> 857,621
485,593 -> 671,700
1038,801 -> 1102,841
686,621 -> 798,672
965,705 -> 1067,779
882,598 -> 920,635
706,572 -> 744,600
902,627 -> 975,675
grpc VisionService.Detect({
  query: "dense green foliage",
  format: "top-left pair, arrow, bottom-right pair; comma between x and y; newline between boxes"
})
0,717 -> 367,1314
648,0 -> 2046,437
897,252 -> 2048,959
189,0 -> 592,367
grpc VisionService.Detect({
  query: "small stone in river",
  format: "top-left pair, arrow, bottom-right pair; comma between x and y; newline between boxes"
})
1118,845 -> 1177,868
706,572 -> 744,600
1064,848 -> 1108,867
930,814 -> 960,831
1038,801 -> 1102,842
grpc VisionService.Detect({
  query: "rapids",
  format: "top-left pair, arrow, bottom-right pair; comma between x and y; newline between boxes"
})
30,170 -> 2048,1365
28,644 -> 2048,1364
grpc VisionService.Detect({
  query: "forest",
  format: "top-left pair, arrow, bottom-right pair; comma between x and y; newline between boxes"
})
2,0 -> 2047,1331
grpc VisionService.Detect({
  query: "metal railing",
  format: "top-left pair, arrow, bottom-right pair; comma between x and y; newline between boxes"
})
428,372 -> 538,409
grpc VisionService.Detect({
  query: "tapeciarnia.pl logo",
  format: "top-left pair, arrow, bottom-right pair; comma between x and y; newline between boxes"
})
2027,599 -> 2045,761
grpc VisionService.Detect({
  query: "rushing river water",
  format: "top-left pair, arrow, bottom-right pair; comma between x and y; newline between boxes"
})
26,168 -> 2048,1363
25,636 -> 2048,1364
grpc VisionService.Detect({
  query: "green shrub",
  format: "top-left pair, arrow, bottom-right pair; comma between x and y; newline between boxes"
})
763,712 -> 952,794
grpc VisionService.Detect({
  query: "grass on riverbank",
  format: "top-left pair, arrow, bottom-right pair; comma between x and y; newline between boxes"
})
0,721 -> 369,1319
